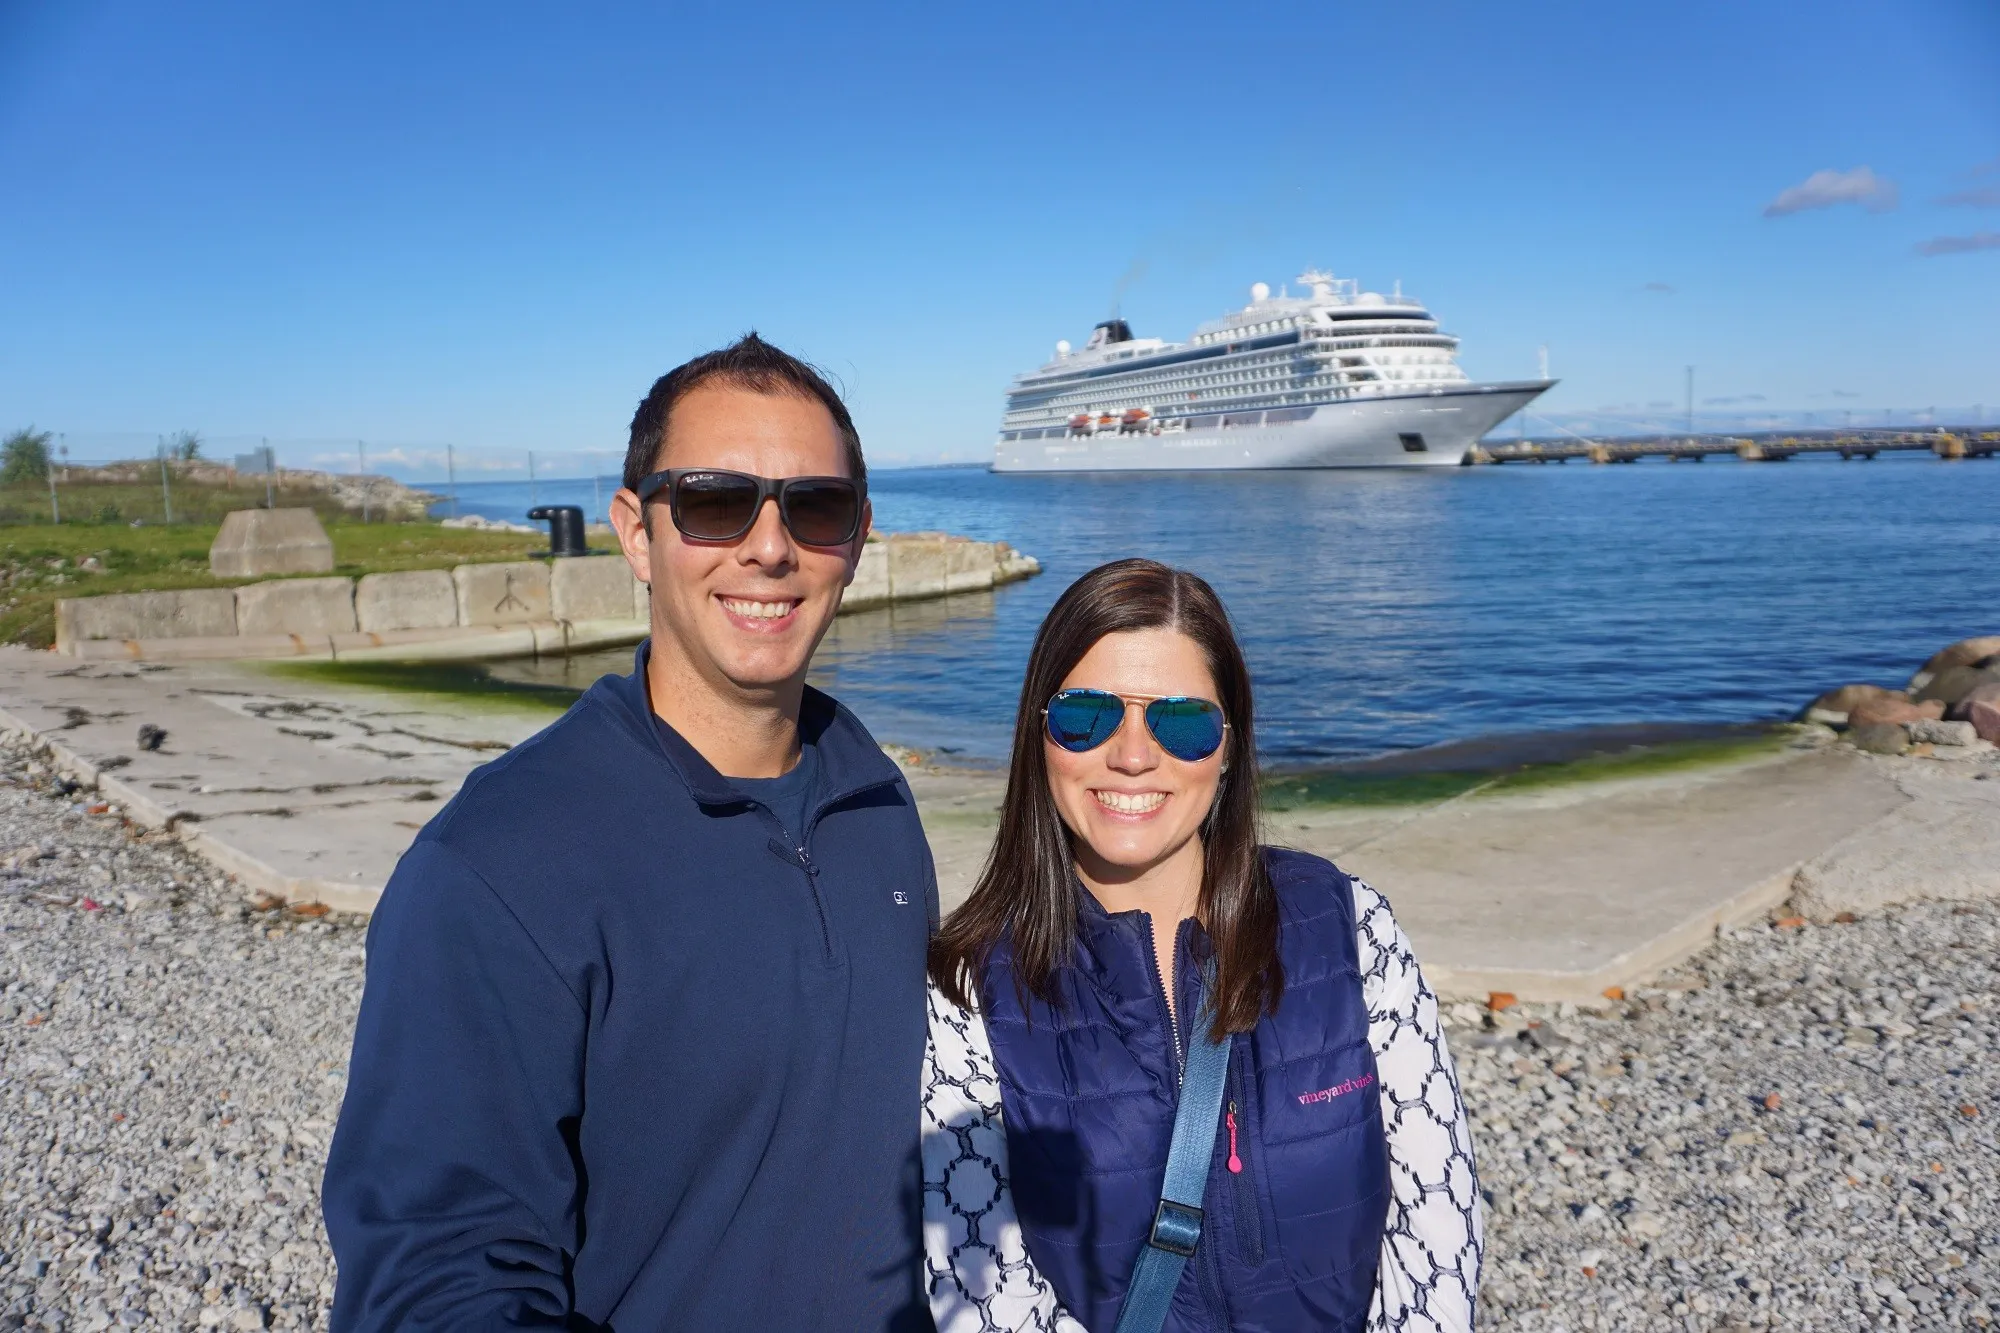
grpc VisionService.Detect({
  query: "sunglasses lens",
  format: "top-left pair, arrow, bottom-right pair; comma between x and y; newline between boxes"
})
1146,698 -> 1226,762
673,472 -> 761,540
1045,691 -> 1125,752
781,478 -> 861,546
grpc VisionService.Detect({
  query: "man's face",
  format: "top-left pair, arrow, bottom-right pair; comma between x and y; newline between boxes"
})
610,383 -> 870,697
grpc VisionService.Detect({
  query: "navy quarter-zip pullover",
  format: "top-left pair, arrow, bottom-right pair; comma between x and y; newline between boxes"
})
323,645 -> 939,1331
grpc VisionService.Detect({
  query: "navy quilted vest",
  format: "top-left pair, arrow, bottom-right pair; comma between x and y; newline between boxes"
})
980,848 -> 1389,1333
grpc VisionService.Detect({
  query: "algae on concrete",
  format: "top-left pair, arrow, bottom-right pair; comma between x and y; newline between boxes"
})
1263,725 -> 1790,811
263,659 -> 580,716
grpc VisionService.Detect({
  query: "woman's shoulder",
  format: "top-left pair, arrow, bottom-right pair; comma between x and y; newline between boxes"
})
1258,844 -> 1365,913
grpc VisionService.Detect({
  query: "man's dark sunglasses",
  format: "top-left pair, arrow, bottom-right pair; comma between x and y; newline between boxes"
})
634,469 -> 865,547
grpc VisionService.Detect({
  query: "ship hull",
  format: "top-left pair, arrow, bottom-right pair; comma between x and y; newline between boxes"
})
992,382 -> 1548,472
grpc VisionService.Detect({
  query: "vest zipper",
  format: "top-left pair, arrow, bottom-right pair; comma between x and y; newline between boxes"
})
1228,1062 -> 1264,1264
1141,913 -> 1185,1081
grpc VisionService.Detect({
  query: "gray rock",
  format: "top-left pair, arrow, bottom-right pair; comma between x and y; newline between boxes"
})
1847,722 -> 1909,754
1914,663 -> 2000,708
1909,718 -> 1978,746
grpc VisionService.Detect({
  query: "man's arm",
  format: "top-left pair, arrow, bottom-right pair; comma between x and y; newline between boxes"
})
323,840 -> 588,1330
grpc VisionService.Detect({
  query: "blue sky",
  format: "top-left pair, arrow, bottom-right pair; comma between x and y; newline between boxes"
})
3,0 -> 1997,471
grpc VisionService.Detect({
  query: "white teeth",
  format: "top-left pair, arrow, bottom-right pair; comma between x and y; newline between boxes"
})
721,598 -> 796,620
1094,790 -> 1167,814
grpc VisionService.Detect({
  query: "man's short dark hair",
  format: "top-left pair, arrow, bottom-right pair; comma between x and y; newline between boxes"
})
623,333 -> 866,494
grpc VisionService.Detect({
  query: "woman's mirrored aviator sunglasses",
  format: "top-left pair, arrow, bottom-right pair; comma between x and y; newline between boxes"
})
634,469 -> 865,547
1042,689 -> 1229,763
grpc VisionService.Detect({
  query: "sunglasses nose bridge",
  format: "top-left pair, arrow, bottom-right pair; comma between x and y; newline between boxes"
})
1102,698 -> 1162,770
738,491 -> 795,555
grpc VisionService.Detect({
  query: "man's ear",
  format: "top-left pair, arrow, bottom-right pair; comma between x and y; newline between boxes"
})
841,499 -> 874,588
609,487 -> 653,587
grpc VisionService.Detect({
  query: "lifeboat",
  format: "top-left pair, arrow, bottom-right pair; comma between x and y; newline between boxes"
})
1118,408 -> 1152,434
1068,413 -> 1093,437
1096,413 -> 1119,431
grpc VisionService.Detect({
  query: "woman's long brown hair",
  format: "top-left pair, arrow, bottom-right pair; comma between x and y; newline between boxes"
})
928,558 -> 1282,1038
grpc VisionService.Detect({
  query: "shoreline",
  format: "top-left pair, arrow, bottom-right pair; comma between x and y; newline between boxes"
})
280,652 -> 1799,803
3,632 -> 1995,1005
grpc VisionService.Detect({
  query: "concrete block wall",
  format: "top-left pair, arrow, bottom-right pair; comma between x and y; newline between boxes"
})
235,577 -> 358,636
51,538 -> 1038,658
552,556 -> 641,622
356,571 -> 458,633
452,562 -> 551,627
55,589 -> 238,654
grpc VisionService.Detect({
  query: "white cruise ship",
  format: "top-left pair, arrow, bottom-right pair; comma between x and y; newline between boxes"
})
993,271 -> 1550,471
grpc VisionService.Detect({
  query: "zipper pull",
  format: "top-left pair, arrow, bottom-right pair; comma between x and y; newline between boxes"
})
1226,1102 -> 1242,1175
795,846 -> 818,875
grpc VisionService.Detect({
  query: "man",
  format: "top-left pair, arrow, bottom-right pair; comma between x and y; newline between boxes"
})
323,335 -> 939,1331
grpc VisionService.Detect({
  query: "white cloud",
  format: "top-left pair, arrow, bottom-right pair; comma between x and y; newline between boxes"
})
1936,186 -> 2000,208
1640,281 -> 1675,294
1915,231 -> 2000,257
1703,394 -> 1768,406
1763,167 -> 1898,217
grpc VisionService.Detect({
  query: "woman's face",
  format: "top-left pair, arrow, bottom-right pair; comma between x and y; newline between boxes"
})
1044,627 -> 1225,884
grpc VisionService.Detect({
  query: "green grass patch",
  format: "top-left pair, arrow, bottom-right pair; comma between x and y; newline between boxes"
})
0,518 -> 545,648
1261,727 -> 1790,810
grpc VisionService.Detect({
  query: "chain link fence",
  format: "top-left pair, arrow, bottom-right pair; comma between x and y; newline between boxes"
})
2,432 -> 629,528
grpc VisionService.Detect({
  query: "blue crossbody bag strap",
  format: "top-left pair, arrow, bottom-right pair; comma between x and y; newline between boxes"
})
1112,959 -> 1232,1333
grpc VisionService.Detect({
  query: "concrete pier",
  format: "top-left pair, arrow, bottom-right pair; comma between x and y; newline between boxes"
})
1476,426 -> 2000,466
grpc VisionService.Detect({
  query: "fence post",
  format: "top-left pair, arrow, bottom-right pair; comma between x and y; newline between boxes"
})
263,438 -> 275,509
47,443 -> 59,524
158,436 -> 174,524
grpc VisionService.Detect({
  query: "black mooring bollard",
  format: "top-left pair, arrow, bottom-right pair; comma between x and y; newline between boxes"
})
528,505 -> 590,558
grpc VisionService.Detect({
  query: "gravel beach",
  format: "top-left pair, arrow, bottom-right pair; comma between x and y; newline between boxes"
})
1,728 -> 1995,1330
1452,899 -> 1999,1330
1,735 -> 361,1331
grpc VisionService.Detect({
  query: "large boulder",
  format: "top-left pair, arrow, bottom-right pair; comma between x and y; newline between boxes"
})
1847,722 -> 1910,755
1949,680 -> 2000,722
1800,683 -> 1906,726
1969,699 -> 2000,746
1847,696 -> 1944,729
1908,718 -> 1978,747
1908,635 -> 2000,692
1913,664 -> 2000,709
210,509 -> 335,578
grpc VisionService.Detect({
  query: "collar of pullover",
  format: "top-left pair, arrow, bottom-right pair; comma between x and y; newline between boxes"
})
593,639 -> 905,813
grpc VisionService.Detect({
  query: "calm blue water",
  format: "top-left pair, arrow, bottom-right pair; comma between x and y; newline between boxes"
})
437,459 -> 2000,768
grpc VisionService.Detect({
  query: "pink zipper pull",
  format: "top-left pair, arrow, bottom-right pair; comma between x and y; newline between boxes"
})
1226,1104 -> 1242,1174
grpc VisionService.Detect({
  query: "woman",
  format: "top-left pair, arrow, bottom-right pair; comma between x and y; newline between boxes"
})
922,559 -> 1480,1333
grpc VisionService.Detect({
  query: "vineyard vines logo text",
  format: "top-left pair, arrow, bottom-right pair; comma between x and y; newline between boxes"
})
1297,1072 -> 1376,1106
